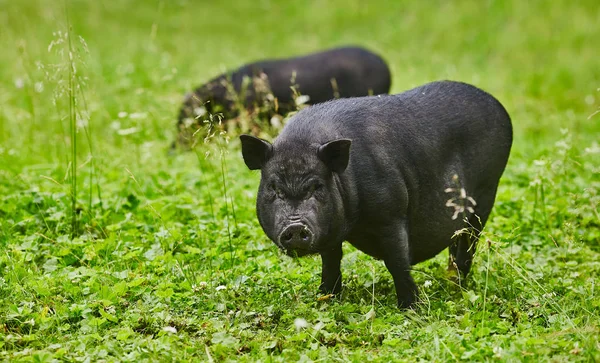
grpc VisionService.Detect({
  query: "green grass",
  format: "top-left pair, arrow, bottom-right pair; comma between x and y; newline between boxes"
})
1,0 -> 599,361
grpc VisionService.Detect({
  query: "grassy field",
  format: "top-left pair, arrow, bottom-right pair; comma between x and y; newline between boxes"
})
1,0 -> 599,361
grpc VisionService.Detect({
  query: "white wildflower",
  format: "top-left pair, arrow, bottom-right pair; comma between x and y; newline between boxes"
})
129,112 -> 147,119
493,346 -> 503,359
364,309 -> 376,321
270,115 -> 282,129
313,322 -> 325,331
77,117 -> 88,129
162,326 -> 177,334
294,318 -> 309,331
585,95 -> 595,105
193,106 -> 206,117
584,142 -> 600,154
295,95 -> 310,106
117,127 -> 139,135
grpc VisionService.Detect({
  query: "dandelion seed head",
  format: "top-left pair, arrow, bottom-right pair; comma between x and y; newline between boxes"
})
294,318 -> 309,330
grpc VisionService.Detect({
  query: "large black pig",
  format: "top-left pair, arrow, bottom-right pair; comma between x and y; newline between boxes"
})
177,46 -> 391,146
240,80 -> 512,308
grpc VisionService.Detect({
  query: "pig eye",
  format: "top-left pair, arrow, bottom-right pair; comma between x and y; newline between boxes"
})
271,182 -> 284,198
306,183 -> 323,198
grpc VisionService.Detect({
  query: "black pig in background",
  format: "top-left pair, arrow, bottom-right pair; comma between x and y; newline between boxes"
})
176,46 -> 391,148
240,80 -> 512,308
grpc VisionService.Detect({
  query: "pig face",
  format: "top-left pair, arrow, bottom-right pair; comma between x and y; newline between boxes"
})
240,135 -> 351,257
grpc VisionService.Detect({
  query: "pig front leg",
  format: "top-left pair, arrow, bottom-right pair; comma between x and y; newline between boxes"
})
381,220 -> 418,308
319,245 -> 343,295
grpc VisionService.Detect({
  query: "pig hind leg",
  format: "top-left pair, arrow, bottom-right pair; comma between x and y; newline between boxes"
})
448,192 -> 495,277
448,216 -> 482,277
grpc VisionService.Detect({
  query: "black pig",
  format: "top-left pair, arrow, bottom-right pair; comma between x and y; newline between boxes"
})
240,80 -> 512,308
177,46 -> 391,146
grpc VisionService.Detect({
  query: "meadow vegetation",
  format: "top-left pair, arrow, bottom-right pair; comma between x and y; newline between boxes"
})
0,0 -> 599,361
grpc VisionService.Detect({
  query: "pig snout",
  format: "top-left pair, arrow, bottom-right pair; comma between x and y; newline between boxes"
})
278,223 -> 313,250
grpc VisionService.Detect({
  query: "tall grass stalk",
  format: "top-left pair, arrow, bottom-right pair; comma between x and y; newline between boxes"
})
219,151 -> 235,269
65,8 -> 78,237
193,151 -> 216,221
192,110 -> 237,269
481,236 -> 491,327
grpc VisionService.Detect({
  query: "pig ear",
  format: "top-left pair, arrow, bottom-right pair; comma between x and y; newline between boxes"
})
318,139 -> 352,173
240,134 -> 273,170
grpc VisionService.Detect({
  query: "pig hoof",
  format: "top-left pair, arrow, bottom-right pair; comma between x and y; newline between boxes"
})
397,293 -> 417,309
319,283 -> 342,296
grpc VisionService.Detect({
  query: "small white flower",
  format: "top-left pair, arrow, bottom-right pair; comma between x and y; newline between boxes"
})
585,95 -> 595,105
77,117 -> 89,129
129,112 -> 147,120
295,95 -> 310,106
14,78 -> 24,89
162,326 -> 177,334
215,285 -> 226,291
493,346 -> 503,358
117,127 -> 139,135
193,106 -> 207,117
118,111 -> 128,118
34,82 -> 44,93
270,115 -> 282,129
529,178 -> 542,187
182,117 -> 195,128
294,318 -> 309,331
584,142 -> 600,154
423,280 -> 433,288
